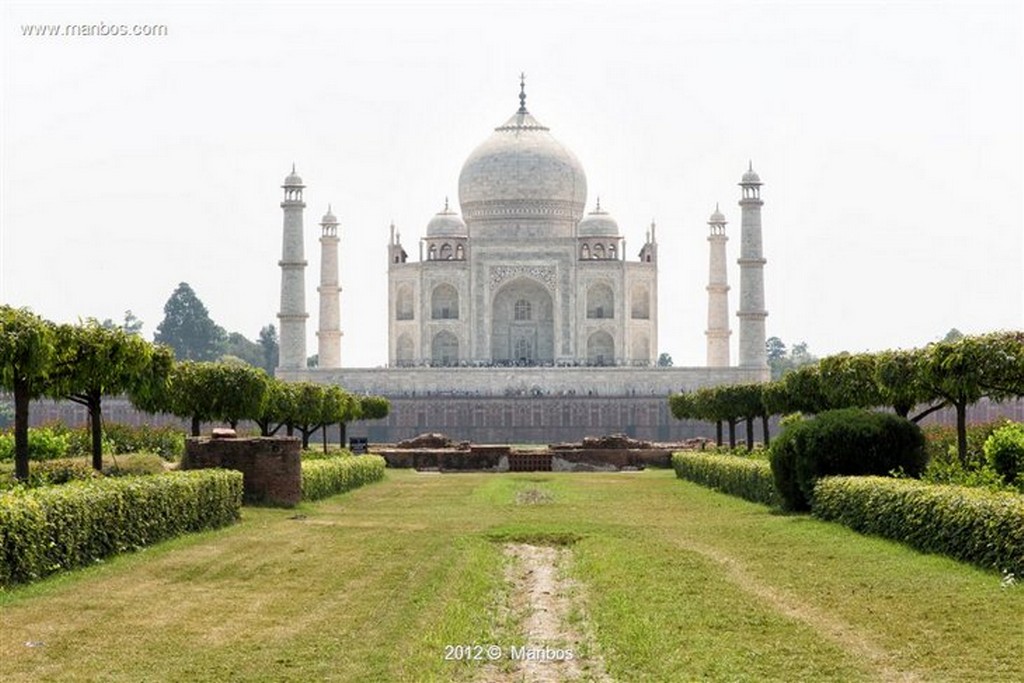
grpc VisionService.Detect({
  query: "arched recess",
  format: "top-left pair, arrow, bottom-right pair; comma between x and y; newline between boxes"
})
396,334 -> 414,365
631,284 -> 650,319
431,331 -> 459,366
581,244 -> 590,260
431,283 -> 459,320
491,277 -> 554,363
396,285 -> 414,320
587,330 -> 615,366
439,243 -> 453,260
632,333 -> 650,362
586,283 -> 614,319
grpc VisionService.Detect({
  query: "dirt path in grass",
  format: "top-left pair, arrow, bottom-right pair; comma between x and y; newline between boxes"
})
477,544 -> 611,683
683,540 -> 922,683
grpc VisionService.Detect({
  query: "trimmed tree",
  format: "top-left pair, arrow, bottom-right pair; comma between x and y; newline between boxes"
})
0,306 -> 56,480
918,333 -> 1024,463
47,321 -> 169,470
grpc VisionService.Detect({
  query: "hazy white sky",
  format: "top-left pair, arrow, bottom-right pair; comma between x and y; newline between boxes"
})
2,0 -> 1021,367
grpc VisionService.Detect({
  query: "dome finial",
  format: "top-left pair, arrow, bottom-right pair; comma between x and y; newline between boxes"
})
444,196 -> 449,212
518,72 -> 527,113
596,196 -> 601,212
292,162 -> 296,173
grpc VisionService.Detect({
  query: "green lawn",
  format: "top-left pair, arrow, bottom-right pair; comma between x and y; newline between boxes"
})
1,469 -> 1021,682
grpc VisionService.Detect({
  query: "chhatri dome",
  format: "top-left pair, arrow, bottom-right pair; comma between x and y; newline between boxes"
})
578,198 -> 620,237
283,163 -> 303,187
458,74 -> 587,222
425,197 -> 467,237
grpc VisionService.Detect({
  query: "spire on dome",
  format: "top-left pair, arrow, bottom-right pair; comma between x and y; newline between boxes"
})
444,196 -> 450,212
518,72 -> 527,113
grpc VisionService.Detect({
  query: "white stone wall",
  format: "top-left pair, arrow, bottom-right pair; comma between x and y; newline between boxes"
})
280,365 -> 769,397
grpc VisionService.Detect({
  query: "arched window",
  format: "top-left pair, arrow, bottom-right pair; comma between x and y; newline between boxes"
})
514,299 -> 532,321
594,244 -> 605,259
609,243 -> 617,260
431,283 -> 459,320
428,245 -> 437,261
514,338 -> 532,362
631,285 -> 650,319
396,285 -> 414,320
587,330 -> 615,366
632,334 -> 650,362
396,334 -> 414,365
439,243 -> 453,260
586,283 -> 614,319
455,244 -> 464,260
431,331 -> 459,366
581,244 -> 590,260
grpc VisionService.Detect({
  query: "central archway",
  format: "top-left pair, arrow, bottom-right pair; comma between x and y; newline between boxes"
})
491,277 -> 554,364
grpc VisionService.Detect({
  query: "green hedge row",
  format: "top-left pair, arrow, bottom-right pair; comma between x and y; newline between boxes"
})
672,452 -> 779,507
812,476 -> 1024,576
0,469 -> 242,586
301,455 -> 386,502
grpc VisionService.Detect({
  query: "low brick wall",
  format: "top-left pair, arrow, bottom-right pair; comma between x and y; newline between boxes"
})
374,445 -> 670,471
183,437 -> 301,507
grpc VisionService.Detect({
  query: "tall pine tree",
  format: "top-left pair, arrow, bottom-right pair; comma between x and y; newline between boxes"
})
154,283 -> 225,361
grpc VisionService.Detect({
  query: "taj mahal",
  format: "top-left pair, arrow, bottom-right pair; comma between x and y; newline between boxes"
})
275,77 -> 770,442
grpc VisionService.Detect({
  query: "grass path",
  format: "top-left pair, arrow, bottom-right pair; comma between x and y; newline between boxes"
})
1,470 -> 1021,681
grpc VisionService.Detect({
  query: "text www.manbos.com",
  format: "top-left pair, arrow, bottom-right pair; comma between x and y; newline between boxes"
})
21,23 -> 169,38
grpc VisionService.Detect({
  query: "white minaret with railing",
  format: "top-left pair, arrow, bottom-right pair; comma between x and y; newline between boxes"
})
317,205 -> 342,368
277,164 -> 308,370
705,204 -> 731,366
737,162 -> 768,368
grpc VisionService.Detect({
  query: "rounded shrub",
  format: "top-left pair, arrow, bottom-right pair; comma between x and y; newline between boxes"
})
769,408 -> 927,511
984,422 -> 1024,485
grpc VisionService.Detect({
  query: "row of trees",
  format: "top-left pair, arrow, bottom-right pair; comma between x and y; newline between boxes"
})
135,360 -> 389,448
670,331 -> 1024,462
0,305 -> 388,481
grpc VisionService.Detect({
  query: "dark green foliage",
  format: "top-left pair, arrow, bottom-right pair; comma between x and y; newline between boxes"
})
258,324 -> 279,374
153,282 -> 226,361
28,459 -> 99,486
812,476 -> 1024,576
770,409 -> 927,511
0,306 -> 56,480
985,422 -> 1024,485
301,454 -> 386,501
358,395 -> 390,420
0,427 -> 70,461
672,452 -> 779,506
0,469 -> 243,586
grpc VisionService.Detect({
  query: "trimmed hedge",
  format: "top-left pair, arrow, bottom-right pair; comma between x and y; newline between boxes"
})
672,452 -> 779,507
770,409 -> 926,511
0,469 -> 242,586
812,476 -> 1024,576
302,455 -> 386,502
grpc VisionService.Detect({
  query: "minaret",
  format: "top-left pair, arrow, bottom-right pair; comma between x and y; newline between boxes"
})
737,162 -> 768,368
317,205 -> 342,369
277,164 -> 308,370
705,204 -> 731,367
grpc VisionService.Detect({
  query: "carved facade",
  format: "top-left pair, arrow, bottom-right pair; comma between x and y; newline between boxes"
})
387,84 -> 657,367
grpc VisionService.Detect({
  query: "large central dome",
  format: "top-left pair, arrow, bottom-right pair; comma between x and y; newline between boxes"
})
458,84 -> 587,223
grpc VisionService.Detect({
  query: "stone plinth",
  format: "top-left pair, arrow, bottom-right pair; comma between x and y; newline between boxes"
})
183,437 -> 301,507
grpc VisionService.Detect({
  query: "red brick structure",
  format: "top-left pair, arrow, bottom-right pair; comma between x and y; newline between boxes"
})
182,437 -> 301,507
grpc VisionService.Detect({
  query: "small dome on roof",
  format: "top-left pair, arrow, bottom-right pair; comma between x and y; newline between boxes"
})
321,205 -> 338,224
426,198 -> 467,237
741,161 -> 761,184
283,164 -> 304,187
708,204 -> 726,223
578,199 -> 619,237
